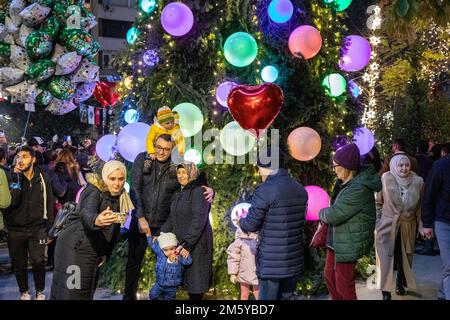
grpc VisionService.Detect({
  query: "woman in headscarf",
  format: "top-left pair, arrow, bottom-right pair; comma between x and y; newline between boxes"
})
375,154 -> 425,300
50,160 -> 134,300
160,161 -> 213,300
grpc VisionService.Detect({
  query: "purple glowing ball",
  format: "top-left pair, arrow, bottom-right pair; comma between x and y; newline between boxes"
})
339,35 -> 372,72
143,49 -> 159,67
353,127 -> 375,156
216,81 -> 237,107
96,134 -> 117,162
161,2 -> 194,37
117,122 -> 151,162
305,186 -> 330,221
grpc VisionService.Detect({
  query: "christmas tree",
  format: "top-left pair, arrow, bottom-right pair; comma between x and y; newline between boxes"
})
101,0 -> 362,298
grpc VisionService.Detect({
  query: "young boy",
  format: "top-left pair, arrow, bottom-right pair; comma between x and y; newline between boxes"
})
148,232 -> 192,300
146,107 -> 185,159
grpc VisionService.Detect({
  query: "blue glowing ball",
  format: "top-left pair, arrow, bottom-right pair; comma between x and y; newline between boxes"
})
261,66 -> 279,83
124,109 -> 139,123
268,0 -> 294,24
126,27 -> 140,44
139,0 -> 157,13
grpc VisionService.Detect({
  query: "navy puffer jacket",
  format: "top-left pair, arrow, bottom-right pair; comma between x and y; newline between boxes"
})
239,169 -> 308,279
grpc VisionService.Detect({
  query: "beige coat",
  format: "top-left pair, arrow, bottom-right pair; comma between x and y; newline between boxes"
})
227,229 -> 259,286
375,172 -> 424,292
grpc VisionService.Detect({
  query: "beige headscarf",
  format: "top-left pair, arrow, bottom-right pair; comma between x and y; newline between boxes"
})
389,154 -> 413,203
102,160 -> 135,214
176,161 -> 200,186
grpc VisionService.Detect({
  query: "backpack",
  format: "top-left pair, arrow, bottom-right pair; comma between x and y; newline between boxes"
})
48,201 -> 79,239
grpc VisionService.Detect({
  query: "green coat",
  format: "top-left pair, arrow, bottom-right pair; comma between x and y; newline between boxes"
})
319,165 -> 382,263
0,168 -> 11,230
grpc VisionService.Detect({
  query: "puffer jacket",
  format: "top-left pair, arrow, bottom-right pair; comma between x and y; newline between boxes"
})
227,228 -> 259,286
149,238 -> 192,287
239,168 -> 308,279
319,165 -> 382,263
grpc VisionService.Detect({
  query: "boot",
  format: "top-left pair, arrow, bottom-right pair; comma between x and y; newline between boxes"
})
382,291 -> 392,300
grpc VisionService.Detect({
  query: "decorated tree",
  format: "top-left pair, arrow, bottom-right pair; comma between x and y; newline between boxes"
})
98,0 -> 376,298
0,0 -> 99,115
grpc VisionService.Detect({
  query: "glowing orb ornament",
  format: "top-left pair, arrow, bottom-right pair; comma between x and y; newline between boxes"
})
220,121 -> 257,156
124,109 -> 139,123
173,102 -> 204,137
322,73 -> 347,97
288,25 -> 322,60
323,0 -> 352,12
224,32 -> 258,67
124,76 -> 133,89
143,49 -> 159,67
305,186 -> 330,221
96,134 -> 117,162
126,27 -> 140,44
348,80 -> 361,98
184,148 -> 202,165
117,122 -> 151,162
231,202 -> 252,228
161,2 -> 194,37
353,127 -> 375,156
216,81 -> 237,107
261,66 -> 279,83
139,0 -> 157,13
339,35 -> 371,72
288,127 -> 322,161
268,0 -> 294,24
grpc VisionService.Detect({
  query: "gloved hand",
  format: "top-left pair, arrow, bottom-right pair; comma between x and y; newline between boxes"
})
230,275 -> 238,284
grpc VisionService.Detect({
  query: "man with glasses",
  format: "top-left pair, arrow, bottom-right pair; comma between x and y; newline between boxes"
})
123,134 -> 214,300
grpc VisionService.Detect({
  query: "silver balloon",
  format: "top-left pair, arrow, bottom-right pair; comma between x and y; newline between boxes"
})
55,51 -> 82,75
74,81 -> 96,103
0,67 -> 25,86
70,58 -> 99,83
19,24 -> 35,47
5,16 -> 21,34
51,44 -> 69,63
0,24 -> 8,41
9,0 -> 27,17
5,80 -> 40,104
46,98 -> 78,115
3,33 -> 15,45
19,3 -> 52,28
10,45 -> 31,71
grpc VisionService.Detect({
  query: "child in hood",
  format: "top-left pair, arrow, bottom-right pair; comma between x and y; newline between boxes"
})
148,232 -> 192,300
227,227 -> 259,299
145,107 -> 185,159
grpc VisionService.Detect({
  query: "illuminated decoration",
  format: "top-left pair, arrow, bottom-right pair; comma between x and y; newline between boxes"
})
261,66 -> 279,83
230,202 -> 252,228
322,73 -> 347,97
224,32 -> 258,67
143,49 -> 159,67
124,109 -> 139,123
323,0 -> 352,12
353,127 -> 375,156
184,148 -> 202,165
288,25 -> 322,60
216,81 -> 237,107
287,127 -> 322,161
348,80 -> 361,98
161,2 -> 194,37
96,134 -> 117,162
117,122 -> 151,162
173,102 -> 204,137
126,27 -> 140,44
339,35 -> 371,72
124,182 -> 130,193
139,0 -> 157,13
219,121 -> 256,156
124,76 -> 133,89
305,186 -> 330,221
268,0 -> 294,24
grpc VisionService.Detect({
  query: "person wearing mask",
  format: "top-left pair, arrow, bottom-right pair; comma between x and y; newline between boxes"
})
238,149 -> 308,300
379,138 -> 420,176
123,134 -> 214,300
5,146 -> 55,300
319,143 -> 382,300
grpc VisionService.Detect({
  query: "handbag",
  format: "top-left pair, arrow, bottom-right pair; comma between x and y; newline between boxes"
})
310,221 -> 328,248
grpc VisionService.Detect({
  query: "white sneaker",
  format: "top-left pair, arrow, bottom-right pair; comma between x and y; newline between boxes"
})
36,292 -> 46,300
20,292 -> 31,300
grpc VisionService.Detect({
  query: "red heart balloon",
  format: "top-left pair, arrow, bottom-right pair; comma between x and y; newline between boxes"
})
227,83 -> 284,138
93,81 -> 119,107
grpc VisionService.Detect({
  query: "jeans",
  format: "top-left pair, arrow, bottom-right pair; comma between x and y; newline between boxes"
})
7,227 -> 47,293
324,249 -> 357,300
149,283 -> 177,300
258,275 -> 298,300
435,220 -> 450,300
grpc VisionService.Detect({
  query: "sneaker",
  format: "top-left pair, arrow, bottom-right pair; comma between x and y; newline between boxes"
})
36,292 -> 46,300
20,292 -> 31,300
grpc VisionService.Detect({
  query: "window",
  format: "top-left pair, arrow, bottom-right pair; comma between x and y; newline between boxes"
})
99,19 -> 133,38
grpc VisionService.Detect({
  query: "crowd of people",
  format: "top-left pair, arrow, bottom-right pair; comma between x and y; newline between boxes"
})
0,129 -> 449,301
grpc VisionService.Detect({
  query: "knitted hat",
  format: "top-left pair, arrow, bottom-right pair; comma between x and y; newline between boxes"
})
157,232 -> 178,249
333,143 -> 361,171
157,107 -> 175,124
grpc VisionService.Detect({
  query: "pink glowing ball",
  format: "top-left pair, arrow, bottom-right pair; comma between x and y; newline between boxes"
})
288,25 -> 322,60
339,35 -> 372,72
305,185 -> 330,221
161,2 -> 194,37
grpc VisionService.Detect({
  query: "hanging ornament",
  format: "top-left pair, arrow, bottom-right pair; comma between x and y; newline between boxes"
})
261,66 -> 279,83
143,49 -> 159,67
126,26 -> 140,44
172,102 -> 204,137
124,109 -> 140,124
323,0 -> 352,12
287,127 -> 322,161
224,32 -> 258,68
339,35 -> 372,72
353,127 -> 375,156
139,0 -> 157,14
161,2 -> 194,37
288,25 -> 322,60
322,73 -> 347,97
220,121 -> 256,156
268,0 -> 294,24
216,81 -> 237,108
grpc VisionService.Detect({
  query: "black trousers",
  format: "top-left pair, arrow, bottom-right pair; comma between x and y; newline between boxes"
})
123,216 -> 160,300
7,227 -> 47,293
394,228 -> 406,287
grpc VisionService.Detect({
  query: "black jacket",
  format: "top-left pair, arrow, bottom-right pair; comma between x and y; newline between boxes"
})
161,176 -> 213,294
6,166 -> 55,231
52,162 -> 81,204
415,153 -> 434,182
422,156 -> 450,228
240,169 -> 308,279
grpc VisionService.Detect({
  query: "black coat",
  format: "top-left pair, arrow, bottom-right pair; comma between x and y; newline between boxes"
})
240,169 -> 308,279
50,184 -> 121,300
161,177 -> 213,294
